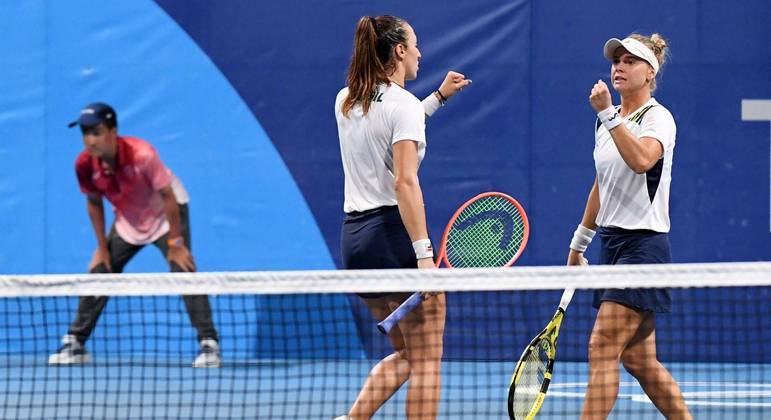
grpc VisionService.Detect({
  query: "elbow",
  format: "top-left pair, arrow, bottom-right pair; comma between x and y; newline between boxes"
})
628,158 -> 656,174
394,175 -> 419,194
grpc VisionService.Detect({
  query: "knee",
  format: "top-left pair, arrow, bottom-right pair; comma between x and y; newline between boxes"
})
621,359 -> 644,378
621,352 -> 652,379
408,333 -> 444,360
587,329 -> 618,364
422,345 -> 443,364
405,346 -> 443,370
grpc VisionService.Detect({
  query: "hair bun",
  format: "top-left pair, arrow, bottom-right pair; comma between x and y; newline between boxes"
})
650,33 -> 668,51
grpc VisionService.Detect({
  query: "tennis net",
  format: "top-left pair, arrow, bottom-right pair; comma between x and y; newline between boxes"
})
1,262 -> 770,419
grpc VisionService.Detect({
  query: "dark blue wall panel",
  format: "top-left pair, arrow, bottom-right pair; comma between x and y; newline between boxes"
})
0,0 -> 769,362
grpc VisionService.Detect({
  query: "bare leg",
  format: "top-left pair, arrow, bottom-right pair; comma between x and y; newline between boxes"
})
581,302 -> 646,420
621,316 -> 692,419
400,293 -> 446,420
349,295 -> 412,419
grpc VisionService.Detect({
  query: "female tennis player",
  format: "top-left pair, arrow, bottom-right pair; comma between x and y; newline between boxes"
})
567,34 -> 692,419
333,15 -> 469,420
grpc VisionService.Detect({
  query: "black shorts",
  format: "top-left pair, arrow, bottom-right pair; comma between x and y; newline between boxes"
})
340,206 -> 417,299
592,226 -> 672,313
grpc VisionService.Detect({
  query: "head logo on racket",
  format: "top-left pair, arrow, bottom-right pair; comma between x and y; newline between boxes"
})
454,209 -> 516,249
440,192 -> 529,268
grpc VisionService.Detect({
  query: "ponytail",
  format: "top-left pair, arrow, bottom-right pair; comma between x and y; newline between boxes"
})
342,15 -> 408,116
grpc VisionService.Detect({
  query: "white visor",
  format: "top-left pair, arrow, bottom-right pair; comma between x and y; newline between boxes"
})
603,37 -> 659,75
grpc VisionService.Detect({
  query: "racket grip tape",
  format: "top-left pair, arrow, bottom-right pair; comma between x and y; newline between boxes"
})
377,292 -> 424,335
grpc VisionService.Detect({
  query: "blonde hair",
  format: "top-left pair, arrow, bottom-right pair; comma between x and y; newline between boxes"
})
628,33 -> 670,92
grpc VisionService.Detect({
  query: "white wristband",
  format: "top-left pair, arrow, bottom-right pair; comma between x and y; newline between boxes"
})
421,93 -> 442,117
569,224 -> 596,253
412,239 -> 434,260
597,106 -> 622,131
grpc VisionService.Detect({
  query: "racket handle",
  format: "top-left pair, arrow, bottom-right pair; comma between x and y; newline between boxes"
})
377,292 -> 424,335
559,288 -> 575,311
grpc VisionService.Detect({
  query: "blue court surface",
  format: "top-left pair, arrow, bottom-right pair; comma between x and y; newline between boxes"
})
1,357 -> 769,419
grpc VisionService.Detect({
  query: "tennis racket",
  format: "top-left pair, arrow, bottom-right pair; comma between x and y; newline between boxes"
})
507,288 -> 575,420
377,192 -> 529,335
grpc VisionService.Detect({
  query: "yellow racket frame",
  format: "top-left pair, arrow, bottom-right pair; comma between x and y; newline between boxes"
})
508,308 -> 565,420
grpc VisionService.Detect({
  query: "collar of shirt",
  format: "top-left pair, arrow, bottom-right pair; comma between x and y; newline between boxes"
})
91,136 -> 128,177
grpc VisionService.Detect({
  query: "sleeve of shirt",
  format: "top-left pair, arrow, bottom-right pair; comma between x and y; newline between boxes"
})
334,88 -> 345,115
639,106 -> 676,152
142,147 -> 172,191
74,154 -> 98,195
390,99 -> 426,145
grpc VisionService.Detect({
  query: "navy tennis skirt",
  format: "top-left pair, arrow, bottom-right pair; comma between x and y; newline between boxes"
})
592,226 -> 672,313
341,206 -> 417,299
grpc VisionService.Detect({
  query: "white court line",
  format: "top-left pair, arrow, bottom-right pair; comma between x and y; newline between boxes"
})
678,381 -> 771,389
682,391 -> 771,398
552,381 -> 771,390
633,395 -> 771,408
549,391 -> 648,400
548,391 -> 593,399
550,382 -> 771,408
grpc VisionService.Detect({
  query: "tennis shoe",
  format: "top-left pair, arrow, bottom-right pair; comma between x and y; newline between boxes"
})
193,338 -> 221,368
48,334 -> 91,365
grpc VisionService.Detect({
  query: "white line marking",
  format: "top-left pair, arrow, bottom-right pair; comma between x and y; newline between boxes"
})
549,381 -> 771,407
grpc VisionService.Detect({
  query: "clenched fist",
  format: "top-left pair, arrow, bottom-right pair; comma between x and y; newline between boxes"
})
437,71 -> 472,100
589,79 -> 613,112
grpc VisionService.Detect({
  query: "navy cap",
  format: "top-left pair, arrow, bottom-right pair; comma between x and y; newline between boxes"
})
68,102 -> 117,128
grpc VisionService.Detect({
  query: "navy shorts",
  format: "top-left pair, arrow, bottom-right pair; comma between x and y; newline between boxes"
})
341,206 -> 417,299
592,226 -> 672,313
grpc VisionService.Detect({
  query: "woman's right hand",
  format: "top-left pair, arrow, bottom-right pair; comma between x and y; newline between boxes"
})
589,79 -> 613,112
438,71 -> 472,100
567,249 -> 589,266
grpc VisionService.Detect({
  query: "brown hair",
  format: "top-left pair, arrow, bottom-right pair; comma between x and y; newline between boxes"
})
629,33 -> 670,92
341,15 -> 409,116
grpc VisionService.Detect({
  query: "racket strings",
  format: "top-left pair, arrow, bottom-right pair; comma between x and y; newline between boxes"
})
512,339 -> 550,418
446,196 -> 526,267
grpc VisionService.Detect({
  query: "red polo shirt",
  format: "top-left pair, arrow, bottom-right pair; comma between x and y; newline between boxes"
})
75,136 -> 183,245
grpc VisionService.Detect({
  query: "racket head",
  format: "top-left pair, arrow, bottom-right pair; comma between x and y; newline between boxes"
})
438,192 -> 529,268
434,240 -> 445,268
507,310 -> 564,420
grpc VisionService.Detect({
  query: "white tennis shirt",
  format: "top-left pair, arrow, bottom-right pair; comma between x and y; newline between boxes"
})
594,98 -> 676,232
335,83 -> 426,213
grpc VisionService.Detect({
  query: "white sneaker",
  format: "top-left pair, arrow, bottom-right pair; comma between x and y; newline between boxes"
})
193,338 -> 221,368
48,334 -> 91,365
333,416 -> 352,420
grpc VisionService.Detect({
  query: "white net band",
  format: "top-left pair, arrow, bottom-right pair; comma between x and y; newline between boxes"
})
1,261 -> 770,296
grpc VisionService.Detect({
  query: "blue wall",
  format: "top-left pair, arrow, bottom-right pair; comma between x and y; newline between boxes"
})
0,0 -> 769,362
0,1 -> 334,273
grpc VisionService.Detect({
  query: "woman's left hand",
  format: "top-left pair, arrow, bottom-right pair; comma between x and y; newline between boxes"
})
589,79 -> 613,112
438,71 -> 472,100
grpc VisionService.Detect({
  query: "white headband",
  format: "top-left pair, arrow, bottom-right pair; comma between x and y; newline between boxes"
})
603,37 -> 660,75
